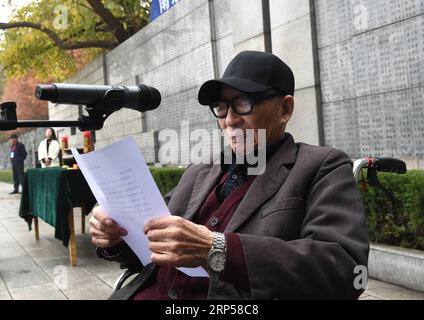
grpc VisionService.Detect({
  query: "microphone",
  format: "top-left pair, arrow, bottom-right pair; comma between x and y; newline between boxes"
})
35,83 -> 161,112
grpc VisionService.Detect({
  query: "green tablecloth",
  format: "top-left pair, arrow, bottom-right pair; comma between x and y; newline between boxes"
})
19,167 -> 97,247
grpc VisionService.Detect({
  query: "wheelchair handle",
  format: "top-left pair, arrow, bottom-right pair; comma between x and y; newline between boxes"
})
353,157 -> 406,183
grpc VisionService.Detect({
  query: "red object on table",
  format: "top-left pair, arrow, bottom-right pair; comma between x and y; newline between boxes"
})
83,131 -> 91,153
61,135 -> 68,150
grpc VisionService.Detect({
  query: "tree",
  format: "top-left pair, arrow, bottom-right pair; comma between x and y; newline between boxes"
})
0,67 -> 5,98
0,73 -> 49,141
0,0 -> 151,81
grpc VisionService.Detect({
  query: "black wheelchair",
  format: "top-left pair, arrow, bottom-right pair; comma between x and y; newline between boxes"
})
112,156 -> 407,293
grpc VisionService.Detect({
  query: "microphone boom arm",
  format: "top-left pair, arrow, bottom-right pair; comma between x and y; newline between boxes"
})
1,88 -> 127,132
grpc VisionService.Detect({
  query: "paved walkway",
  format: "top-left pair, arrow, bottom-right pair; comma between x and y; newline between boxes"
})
0,181 -> 423,300
0,181 -> 122,300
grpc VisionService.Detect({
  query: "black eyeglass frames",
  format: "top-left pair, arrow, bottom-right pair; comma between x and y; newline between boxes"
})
209,92 -> 284,118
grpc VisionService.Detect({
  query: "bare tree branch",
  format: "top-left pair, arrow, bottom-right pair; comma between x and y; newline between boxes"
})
87,0 -> 131,43
0,21 -> 116,49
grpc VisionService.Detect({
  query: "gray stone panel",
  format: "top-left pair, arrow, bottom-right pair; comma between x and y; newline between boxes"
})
232,0 -> 264,45
316,0 -> 424,159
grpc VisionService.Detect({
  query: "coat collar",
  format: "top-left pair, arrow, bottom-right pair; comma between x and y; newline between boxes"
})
183,164 -> 223,221
226,133 -> 297,231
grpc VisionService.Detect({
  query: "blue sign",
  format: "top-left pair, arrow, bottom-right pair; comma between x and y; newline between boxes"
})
150,0 -> 182,21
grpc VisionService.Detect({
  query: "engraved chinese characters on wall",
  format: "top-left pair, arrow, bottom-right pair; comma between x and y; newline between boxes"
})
316,0 -> 424,158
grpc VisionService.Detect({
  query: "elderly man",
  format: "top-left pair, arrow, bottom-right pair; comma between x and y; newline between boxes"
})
90,51 -> 369,300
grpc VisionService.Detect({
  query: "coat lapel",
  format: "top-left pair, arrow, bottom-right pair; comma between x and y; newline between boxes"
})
225,134 -> 298,232
183,163 -> 223,221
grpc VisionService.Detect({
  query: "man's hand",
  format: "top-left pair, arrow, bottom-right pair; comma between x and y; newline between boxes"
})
144,216 -> 214,268
89,206 -> 128,248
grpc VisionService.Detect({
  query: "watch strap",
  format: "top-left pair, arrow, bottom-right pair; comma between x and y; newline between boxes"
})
212,232 -> 226,251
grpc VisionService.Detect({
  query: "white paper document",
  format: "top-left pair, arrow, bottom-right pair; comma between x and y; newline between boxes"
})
72,136 -> 208,278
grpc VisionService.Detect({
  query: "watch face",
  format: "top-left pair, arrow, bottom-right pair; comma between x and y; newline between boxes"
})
208,250 -> 226,272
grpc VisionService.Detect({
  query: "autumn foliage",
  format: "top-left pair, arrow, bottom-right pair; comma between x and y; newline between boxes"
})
0,73 -> 48,141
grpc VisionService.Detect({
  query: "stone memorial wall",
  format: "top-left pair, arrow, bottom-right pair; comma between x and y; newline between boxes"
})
315,0 -> 424,159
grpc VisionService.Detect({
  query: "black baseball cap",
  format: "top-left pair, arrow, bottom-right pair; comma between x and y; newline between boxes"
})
198,51 -> 295,105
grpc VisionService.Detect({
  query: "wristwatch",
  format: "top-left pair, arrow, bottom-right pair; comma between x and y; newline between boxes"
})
207,232 -> 227,274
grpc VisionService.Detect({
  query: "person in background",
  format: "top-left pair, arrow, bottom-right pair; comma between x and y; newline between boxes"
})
8,134 -> 27,194
38,128 -> 60,168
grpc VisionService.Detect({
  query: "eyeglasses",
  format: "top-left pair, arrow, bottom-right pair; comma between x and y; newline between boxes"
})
209,92 -> 283,118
